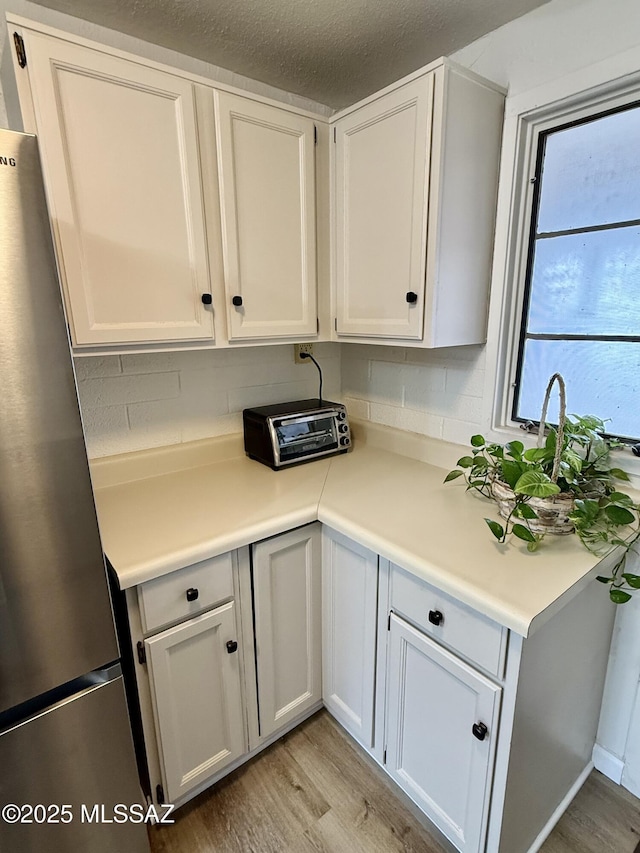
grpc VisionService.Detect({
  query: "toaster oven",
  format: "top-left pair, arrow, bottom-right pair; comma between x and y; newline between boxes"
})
243,399 -> 351,469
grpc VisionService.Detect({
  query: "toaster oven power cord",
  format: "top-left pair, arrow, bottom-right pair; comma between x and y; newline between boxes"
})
300,352 -> 323,406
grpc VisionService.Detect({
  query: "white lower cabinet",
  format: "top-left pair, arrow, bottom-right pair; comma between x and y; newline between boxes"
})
322,528 -> 379,749
386,613 -> 501,853
252,523 -> 322,739
145,601 -> 246,803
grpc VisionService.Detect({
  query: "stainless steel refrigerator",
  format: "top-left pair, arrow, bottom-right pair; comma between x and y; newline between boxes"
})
0,129 -> 150,852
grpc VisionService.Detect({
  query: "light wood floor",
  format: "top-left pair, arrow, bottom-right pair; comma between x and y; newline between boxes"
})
149,710 -> 640,853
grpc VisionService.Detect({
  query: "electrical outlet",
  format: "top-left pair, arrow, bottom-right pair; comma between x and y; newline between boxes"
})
294,343 -> 314,364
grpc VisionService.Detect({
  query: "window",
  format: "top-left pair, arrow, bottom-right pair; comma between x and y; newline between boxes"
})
512,101 -> 640,441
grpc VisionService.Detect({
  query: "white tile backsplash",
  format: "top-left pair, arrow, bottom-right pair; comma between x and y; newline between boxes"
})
75,344 -> 341,458
75,341 -> 482,458
341,344 -> 486,443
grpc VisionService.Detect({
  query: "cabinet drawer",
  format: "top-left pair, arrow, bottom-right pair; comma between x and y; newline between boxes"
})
389,564 -> 506,678
138,552 -> 234,634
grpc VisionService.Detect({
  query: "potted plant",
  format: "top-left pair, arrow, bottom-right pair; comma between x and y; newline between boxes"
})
445,374 -> 640,604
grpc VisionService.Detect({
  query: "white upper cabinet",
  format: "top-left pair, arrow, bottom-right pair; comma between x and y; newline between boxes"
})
335,76 -> 434,340
214,92 -> 318,340
18,31 -> 214,346
333,62 -> 504,346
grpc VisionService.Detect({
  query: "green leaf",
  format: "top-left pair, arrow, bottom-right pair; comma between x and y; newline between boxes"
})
505,440 -> 524,459
512,523 -> 537,543
484,518 -> 504,541
609,492 -> 635,506
610,589 -> 632,604
456,456 -> 475,469
604,505 -> 635,526
501,460 -> 526,490
444,470 -> 464,483
610,468 -> 630,481
523,447 -> 549,463
563,448 -> 583,473
596,576 -> 613,584
514,471 -> 561,498
472,456 -> 489,470
471,435 -> 485,448
527,539 -> 540,552
572,499 -> 601,523
622,574 -> 640,589
518,503 -> 538,520
545,430 -> 557,452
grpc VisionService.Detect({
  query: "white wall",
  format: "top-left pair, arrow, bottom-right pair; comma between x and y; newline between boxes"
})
74,344 -> 340,459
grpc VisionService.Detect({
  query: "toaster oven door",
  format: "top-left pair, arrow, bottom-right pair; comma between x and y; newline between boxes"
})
272,413 -> 339,465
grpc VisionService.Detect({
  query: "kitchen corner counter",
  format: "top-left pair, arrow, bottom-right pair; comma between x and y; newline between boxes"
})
93,430 -> 609,637
94,453 -> 332,588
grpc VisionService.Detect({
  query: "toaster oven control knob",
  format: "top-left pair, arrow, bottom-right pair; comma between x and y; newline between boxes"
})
337,410 -> 347,420
339,423 -> 349,433
340,436 -> 350,447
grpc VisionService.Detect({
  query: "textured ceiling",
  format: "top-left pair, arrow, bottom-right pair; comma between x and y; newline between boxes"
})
30,0 -> 549,109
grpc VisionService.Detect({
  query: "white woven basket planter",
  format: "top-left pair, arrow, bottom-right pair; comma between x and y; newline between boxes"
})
490,479 -> 575,535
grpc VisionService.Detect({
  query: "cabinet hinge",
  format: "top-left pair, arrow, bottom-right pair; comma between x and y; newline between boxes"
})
136,641 -> 146,665
317,317 -> 320,333
387,612 -> 391,631
334,317 -> 337,332
13,33 -> 26,68
333,127 -> 336,143
383,748 -> 387,764
314,125 -> 318,145
156,784 -> 165,805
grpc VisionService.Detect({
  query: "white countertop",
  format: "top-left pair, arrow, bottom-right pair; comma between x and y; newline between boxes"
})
93,428 -> 609,637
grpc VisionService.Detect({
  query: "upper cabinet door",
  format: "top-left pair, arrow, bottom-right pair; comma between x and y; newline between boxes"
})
334,76 -> 434,339
21,32 -> 213,346
214,92 -> 318,340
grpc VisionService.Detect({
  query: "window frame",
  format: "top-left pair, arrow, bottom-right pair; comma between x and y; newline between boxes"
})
486,64 -> 640,466
511,98 -> 640,438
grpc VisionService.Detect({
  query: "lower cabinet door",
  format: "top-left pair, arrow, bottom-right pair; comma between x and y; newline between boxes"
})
322,529 -> 379,749
252,523 -> 322,739
386,614 -> 501,853
145,602 -> 246,803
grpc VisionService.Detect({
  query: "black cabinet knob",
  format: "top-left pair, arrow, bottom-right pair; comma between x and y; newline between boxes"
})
232,295 -> 243,307
406,291 -> 418,304
186,588 -> 199,602
428,609 -> 443,626
201,293 -> 212,305
472,722 -> 488,741
226,640 -> 238,654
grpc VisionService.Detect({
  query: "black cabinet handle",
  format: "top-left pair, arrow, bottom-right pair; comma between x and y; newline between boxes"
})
226,640 -> 238,654
406,291 -> 418,304
201,293 -> 212,305
428,609 -> 443,626
472,722 -> 488,741
232,295 -> 243,307
186,588 -> 199,602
